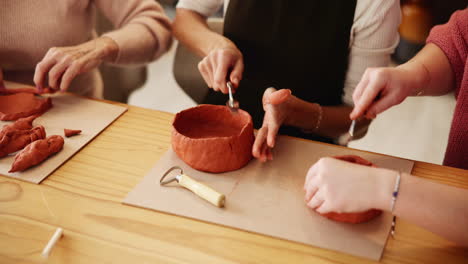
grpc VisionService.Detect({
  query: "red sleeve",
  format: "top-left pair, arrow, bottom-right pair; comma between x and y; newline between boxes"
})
426,9 -> 468,97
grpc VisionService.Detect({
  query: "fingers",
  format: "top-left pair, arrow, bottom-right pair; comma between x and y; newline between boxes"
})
306,190 -> 324,210
266,120 -> 280,148
213,54 -> 229,93
48,60 -> 69,90
268,89 -> 292,105
198,58 -> 214,89
351,69 -> 387,120
229,58 -> 243,88
252,126 -> 268,160
34,48 -> 59,90
60,61 -> 82,92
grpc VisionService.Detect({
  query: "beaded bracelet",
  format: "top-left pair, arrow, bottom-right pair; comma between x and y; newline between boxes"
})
391,171 -> 401,237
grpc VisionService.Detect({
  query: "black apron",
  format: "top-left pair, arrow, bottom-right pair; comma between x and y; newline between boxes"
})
203,0 -> 357,144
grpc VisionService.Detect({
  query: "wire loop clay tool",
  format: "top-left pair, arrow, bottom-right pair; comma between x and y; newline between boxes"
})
160,166 -> 226,207
226,81 -> 239,112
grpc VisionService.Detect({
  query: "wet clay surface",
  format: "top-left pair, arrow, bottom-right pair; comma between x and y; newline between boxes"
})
0,126 -> 46,157
172,105 -> 254,173
9,135 -> 64,173
0,116 -> 37,138
0,87 -> 56,95
0,93 -> 52,121
320,155 -> 383,224
64,129 -> 82,137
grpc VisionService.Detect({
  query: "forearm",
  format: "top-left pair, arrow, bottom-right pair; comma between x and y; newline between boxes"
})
375,170 -> 468,246
398,43 -> 454,96
285,97 -> 371,139
173,9 -> 235,57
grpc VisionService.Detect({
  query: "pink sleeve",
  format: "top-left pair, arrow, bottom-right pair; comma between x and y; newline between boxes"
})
426,8 -> 468,96
97,0 -> 173,65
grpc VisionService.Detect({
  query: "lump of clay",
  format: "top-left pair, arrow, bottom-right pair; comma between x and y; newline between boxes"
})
319,155 -> 383,224
0,126 -> 46,157
64,129 -> 82,137
0,93 -> 52,121
172,104 -> 254,173
9,135 -> 64,173
0,115 -> 37,138
0,87 -> 56,95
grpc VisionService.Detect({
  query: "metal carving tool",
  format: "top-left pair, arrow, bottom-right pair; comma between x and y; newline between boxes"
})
160,166 -> 226,208
226,81 -> 239,112
342,119 -> 356,145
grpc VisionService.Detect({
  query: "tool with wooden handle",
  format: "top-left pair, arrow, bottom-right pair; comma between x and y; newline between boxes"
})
160,166 -> 225,207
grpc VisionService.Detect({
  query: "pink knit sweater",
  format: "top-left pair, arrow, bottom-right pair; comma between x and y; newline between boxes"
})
427,9 -> 468,169
0,0 -> 172,97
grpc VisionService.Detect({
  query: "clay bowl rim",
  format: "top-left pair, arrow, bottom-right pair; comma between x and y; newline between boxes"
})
172,104 -> 253,141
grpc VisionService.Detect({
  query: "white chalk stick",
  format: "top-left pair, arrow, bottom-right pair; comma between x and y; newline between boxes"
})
41,227 -> 63,258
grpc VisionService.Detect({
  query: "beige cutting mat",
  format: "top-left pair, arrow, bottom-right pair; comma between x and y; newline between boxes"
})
0,85 -> 127,183
124,136 -> 414,260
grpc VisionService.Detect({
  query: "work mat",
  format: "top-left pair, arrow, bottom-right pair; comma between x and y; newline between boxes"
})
124,136 -> 414,260
0,84 -> 127,183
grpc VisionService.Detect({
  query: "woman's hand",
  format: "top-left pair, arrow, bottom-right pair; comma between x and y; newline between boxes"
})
34,37 -> 119,92
350,67 -> 422,120
197,44 -> 243,93
304,157 -> 395,214
252,88 -> 292,162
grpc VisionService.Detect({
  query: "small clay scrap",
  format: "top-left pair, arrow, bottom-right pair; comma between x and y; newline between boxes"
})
0,115 -> 37,138
0,93 -> 52,121
172,104 -> 254,173
9,135 -> 64,173
0,126 -> 46,157
64,129 -> 81,137
319,155 -> 383,224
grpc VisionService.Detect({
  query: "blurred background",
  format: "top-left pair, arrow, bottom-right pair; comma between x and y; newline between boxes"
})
100,0 -> 467,165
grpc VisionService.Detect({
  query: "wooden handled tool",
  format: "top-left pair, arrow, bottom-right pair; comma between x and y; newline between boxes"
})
160,166 -> 225,207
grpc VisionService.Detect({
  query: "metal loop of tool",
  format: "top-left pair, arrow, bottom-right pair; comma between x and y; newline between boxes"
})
227,81 -> 235,108
160,166 -> 183,186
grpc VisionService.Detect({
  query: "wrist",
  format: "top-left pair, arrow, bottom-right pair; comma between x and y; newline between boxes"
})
374,168 -> 398,211
98,37 -> 119,63
284,97 -> 321,131
397,61 -> 430,96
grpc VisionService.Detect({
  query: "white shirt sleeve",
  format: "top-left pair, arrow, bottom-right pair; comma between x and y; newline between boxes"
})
342,0 -> 401,106
176,0 -> 225,18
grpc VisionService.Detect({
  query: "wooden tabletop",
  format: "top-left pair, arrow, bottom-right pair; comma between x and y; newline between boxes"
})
1,100 -> 467,264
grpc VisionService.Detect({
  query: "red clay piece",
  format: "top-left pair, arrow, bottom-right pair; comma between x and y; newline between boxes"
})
0,126 -> 46,157
0,115 -> 37,138
319,155 -> 383,224
64,129 -> 82,137
172,104 -> 254,173
0,87 -> 56,95
0,93 -> 52,121
9,135 -> 64,173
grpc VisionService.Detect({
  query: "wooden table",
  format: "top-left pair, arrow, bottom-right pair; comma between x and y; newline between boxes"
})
1,101 -> 467,263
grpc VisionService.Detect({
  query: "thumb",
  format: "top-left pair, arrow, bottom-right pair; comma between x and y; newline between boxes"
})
229,59 -> 243,88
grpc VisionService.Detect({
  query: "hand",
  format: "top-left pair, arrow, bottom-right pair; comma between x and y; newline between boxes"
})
34,37 -> 119,92
350,67 -> 417,120
252,88 -> 292,162
304,157 -> 395,214
197,45 -> 243,93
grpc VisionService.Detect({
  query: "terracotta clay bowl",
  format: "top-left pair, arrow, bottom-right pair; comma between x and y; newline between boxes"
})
319,155 -> 382,224
172,104 -> 254,173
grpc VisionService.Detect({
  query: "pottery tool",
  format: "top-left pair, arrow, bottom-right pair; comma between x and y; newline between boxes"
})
160,166 -> 225,207
226,81 -> 239,112
342,119 -> 356,145
41,227 -> 63,258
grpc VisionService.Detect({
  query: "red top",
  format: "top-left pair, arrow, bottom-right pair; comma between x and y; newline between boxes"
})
426,8 -> 468,170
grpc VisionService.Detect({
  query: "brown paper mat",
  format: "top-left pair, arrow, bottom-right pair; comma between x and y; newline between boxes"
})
0,86 -> 127,183
124,136 -> 414,260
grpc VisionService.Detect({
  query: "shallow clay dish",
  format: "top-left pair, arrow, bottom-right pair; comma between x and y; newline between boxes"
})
172,104 -> 254,173
319,155 -> 383,224
0,93 -> 52,121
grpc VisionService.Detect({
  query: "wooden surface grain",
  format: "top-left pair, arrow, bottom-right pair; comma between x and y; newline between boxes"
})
1,102 -> 467,264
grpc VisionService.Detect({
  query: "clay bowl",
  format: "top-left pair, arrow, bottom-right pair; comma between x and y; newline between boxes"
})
172,105 -> 254,173
319,155 -> 382,224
